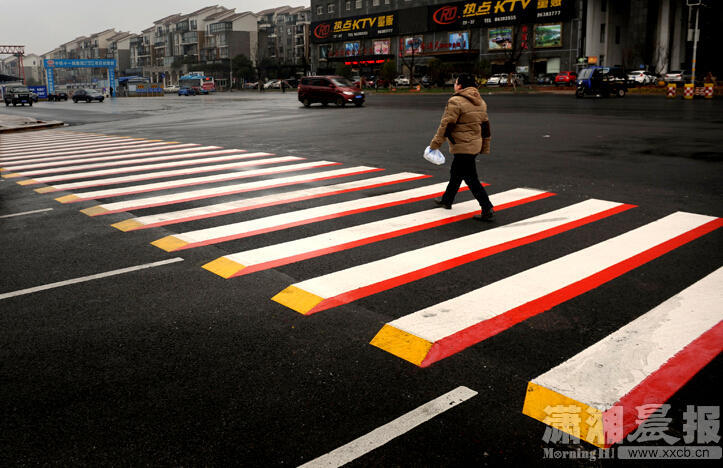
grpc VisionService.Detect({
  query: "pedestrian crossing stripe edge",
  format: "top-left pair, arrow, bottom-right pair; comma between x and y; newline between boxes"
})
270,202 -> 635,315
369,215 -> 722,367
522,268 -> 723,448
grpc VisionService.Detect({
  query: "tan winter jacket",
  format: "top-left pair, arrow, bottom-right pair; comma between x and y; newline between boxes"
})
429,86 -> 491,155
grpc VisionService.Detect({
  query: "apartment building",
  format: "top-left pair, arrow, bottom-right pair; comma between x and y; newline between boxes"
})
41,29 -> 121,87
107,31 -> 135,76
257,5 -> 311,74
0,54 -> 43,84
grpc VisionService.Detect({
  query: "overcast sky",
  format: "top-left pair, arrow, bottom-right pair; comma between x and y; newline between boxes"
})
1,1 -> 309,56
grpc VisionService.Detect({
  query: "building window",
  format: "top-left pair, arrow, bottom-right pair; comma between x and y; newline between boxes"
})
317,5 -> 323,15
356,0 -> 363,8
190,20 -> 197,30
373,0 -> 380,5
600,23 -> 605,43
385,0 -> 390,4
346,0 -> 351,10
328,3 -> 335,13
615,25 -> 621,44
601,0 -> 607,12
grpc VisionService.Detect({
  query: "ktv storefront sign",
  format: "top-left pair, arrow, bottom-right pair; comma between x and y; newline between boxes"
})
429,0 -> 574,30
311,12 -> 398,43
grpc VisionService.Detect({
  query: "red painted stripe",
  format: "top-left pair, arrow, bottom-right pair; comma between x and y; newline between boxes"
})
89,168 -> 390,215
27,157 -> 294,188
420,217 -> 722,367
233,192 -> 555,277
304,203 -> 634,314
59,160 -> 333,201
174,188 -> 469,251
602,320 -> 723,447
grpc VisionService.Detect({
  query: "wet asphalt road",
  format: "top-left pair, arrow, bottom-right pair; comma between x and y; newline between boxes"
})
1,91 -> 721,466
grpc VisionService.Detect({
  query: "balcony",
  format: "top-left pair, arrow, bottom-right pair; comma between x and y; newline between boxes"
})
181,32 -> 198,44
209,22 -> 232,34
154,41 -> 166,48
176,22 -> 189,33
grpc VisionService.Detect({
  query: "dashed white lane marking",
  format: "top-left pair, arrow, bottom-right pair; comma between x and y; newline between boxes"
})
0,208 -> 54,219
298,386 -> 477,468
0,258 -> 184,300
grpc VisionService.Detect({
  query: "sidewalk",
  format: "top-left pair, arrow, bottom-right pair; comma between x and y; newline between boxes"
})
0,114 -> 65,133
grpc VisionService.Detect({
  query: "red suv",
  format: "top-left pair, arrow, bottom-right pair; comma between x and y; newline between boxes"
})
298,76 -> 365,107
554,71 -> 577,86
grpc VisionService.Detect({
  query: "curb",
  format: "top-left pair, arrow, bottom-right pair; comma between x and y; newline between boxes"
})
0,120 -> 65,134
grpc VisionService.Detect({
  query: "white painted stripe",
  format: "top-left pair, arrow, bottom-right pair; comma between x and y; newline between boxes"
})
289,199 -> 623,300
225,188 -> 544,271
2,144 -> 202,170
97,167 -> 392,214
169,181 -> 451,246
298,386 -> 477,468
11,146 -> 227,176
0,139 -> 151,158
41,156 -> 303,191
531,267 -> 723,411
0,142 -> 189,165
0,208 -> 53,219
25,151 -> 271,184
386,212 -> 717,344
0,258 -> 184,300
0,134 -> 119,147
0,138 -> 136,156
58,160 -> 337,199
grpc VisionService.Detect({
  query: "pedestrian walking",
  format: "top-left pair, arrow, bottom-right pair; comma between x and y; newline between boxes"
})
281,80 -> 286,93
429,73 -> 494,221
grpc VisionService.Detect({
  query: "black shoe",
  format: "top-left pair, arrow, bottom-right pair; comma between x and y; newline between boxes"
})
434,198 -> 452,209
473,208 -> 495,222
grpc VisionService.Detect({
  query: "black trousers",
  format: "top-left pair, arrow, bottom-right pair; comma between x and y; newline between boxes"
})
440,153 -> 493,211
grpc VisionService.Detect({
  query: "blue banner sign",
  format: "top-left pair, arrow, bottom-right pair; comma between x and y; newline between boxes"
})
28,85 -> 47,98
44,59 -> 117,68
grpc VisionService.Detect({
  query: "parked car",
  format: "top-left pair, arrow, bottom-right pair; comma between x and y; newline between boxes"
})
393,75 -> 410,86
72,88 -> 104,103
554,71 -> 577,86
536,73 -> 557,85
3,86 -> 33,106
264,79 -> 281,89
178,86 -> 197,96
30,91 -> 38,103
576,67 -> 628,98
627,70 -> 656,85
664,70 -> 690,83
47,92 -> 69,101
486,74 -> 507,86
298,75 -> 365,108
243,81 -> 258,89
164,84 -> 180,93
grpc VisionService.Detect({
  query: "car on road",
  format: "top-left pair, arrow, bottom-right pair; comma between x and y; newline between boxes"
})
576,66 -> 628,98
164,85 -> 180,93
554,71 -> 577,86
298,75 -> 365,108
4,86 -> 34,106
72,89 -> 104,103
393,75 -> 410,86
664,70 -> 690,83
47,92 -> 69,101
486,74 -> 507,86
627,70 -> 656,85
178,86 -> 197,96
264,79 -> 281,89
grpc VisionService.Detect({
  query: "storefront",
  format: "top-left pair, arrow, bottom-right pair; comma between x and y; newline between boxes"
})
310,0 -> 580,80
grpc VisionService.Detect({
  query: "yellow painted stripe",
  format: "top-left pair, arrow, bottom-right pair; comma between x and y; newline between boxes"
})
35,187 -> 57,194
55,194 -> 80,203
80,206 -> 109,216
151,236 -> 189,252
369,324 -> 433,367
111,219 -> 145,232
202,257 -> 246,279
17,179 -> 38,185
522,382 -> 607,449
271,285 -> 324,315
3,173 -> 21,178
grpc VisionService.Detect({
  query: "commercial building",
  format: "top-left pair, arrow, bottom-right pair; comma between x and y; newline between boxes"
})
309,0 -> 721,80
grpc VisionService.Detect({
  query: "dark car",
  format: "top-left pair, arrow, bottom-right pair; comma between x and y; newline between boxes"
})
48,92 -> 69,101
298,76 -> 365,108
72,88 -> 104,103
536,73 -> 557,85
3,86 -> 33,106
576,67 -> 628,98
178,86 -> 197,96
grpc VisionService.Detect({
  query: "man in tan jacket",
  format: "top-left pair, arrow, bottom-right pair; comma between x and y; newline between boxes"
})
430,73 -> 494,221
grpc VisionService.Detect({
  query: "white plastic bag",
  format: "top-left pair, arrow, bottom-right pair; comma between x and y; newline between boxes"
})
423,146 -> 445,165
